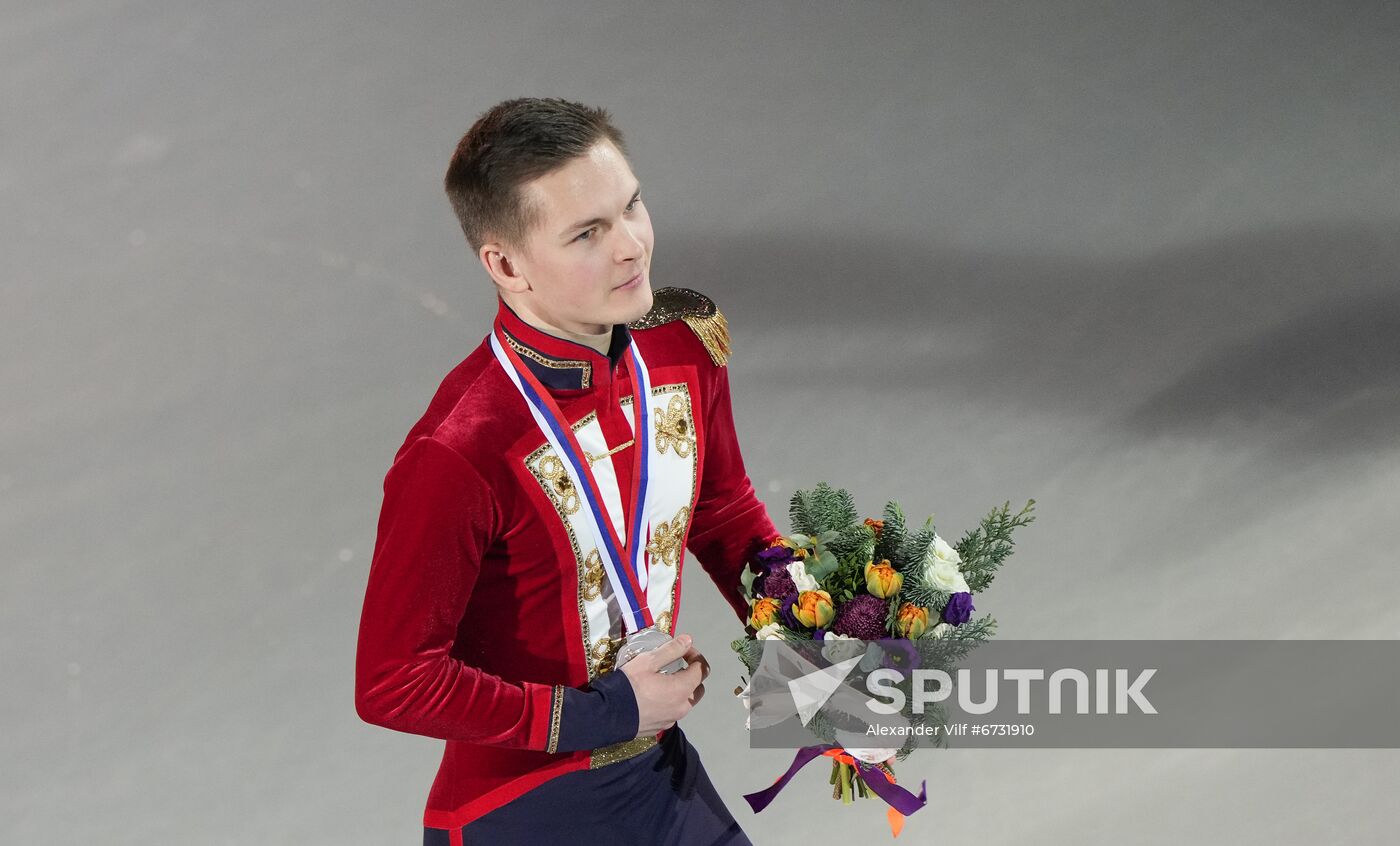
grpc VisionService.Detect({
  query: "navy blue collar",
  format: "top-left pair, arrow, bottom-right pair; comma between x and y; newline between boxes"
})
495,299 -> 632,391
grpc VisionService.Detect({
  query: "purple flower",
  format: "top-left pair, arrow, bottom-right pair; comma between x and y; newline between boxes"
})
879,638 -> 921,671
830,594 -> 889,640
943,592 -> 975,626
777,593 -> 803,629
756,545 -> 796,569
760,569 -> 796,599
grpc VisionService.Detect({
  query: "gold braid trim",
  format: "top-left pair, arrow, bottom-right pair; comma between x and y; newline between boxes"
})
505,333 -> 593,388
628,286 -> 731,367
546,684 -> 565,754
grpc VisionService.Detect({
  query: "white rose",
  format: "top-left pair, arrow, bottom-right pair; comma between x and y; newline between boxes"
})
821,633 -> 865,664
932,534 -> 961,566
755,622 -> 785,640
928,622 -> 953,639
923,535 -> 970,594
786,560 -> 820,593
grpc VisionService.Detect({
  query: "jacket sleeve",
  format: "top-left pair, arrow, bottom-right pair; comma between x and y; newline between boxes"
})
354,435 -> 639,752
685,359 -> 782,624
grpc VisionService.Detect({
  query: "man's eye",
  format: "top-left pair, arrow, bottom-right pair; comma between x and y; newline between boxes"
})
626,196 -> 641,212
575,227 -> 597,242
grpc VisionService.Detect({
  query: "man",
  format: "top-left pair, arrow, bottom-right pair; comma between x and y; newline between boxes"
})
354,97 -> 779,845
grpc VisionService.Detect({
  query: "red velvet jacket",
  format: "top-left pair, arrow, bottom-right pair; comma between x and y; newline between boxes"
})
354,290 -> 779,830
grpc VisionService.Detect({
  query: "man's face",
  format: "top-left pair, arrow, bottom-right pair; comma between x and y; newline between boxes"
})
500,139 -> 654,334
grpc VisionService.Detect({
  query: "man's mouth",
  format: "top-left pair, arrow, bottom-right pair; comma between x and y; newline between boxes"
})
615,271 -> 644,290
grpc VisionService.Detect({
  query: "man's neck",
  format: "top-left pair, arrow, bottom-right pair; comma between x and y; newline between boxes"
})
551,321 -> 613,357
507,299 -> 613,356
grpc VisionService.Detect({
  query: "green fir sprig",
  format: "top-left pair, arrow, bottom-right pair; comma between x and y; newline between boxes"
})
789,482 -> 858,536
954,499 -> 1037,593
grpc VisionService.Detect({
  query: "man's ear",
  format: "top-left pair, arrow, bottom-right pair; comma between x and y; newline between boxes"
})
478,241 -> 530,294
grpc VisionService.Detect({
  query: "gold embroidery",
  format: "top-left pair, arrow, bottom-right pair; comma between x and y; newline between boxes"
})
590,734 -> 659,768
537,454 -> 580,515
505,333 -> 593,388
645,505 -> 690,568
590,635 -> 623,676
653,393 -> 696,457
654,608 -> 672,635
526,442 -> 594,680
581,548 -> 604,601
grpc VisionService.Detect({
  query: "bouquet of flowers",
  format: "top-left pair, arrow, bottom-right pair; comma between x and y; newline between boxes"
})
732,483 -> 1034,836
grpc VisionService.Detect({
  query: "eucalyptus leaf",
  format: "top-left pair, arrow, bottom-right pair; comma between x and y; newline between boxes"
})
739,563 -> 760,601
807,548 -> 839,580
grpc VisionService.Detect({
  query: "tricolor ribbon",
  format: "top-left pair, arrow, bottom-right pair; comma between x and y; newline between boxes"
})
489,325 -> 657,635
742,744 -> 928,838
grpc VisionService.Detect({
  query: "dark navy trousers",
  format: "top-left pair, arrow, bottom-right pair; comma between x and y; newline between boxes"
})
424,725 -> 753,846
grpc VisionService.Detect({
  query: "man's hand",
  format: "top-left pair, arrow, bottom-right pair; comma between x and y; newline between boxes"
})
620,633 -> 710,737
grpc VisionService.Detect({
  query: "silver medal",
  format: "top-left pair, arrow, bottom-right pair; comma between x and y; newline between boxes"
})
613,625 -> 688,674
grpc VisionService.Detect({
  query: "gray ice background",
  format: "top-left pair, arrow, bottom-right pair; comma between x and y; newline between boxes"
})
4,1 -> 1399,843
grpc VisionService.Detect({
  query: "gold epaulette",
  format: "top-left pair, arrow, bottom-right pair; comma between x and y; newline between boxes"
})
627,286 -> 731,367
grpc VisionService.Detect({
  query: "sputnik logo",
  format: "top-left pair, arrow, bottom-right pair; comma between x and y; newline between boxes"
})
787,655 -> 864,726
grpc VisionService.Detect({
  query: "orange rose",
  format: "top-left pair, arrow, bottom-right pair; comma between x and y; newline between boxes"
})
749,596 -> 782,629
895,603 -> 930,639
793,590 -> 835,628
864,559 -> 903,598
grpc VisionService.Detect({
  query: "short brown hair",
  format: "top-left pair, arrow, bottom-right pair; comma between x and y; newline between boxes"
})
444,97 -> 628,255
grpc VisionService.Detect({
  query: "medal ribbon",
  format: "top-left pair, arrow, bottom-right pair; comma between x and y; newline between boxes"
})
489,324 -> 655,635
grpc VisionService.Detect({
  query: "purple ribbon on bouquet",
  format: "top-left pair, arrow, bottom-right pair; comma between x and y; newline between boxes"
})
743,744 -> 928,818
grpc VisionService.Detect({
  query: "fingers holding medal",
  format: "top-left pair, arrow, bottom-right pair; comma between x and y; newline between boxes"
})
622,632 -> 710,735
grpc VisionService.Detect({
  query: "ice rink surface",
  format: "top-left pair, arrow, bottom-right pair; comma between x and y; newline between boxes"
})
3,1 -> 1398,842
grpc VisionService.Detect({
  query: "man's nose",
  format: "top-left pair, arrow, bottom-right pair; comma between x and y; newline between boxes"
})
614,220 -> 646,262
